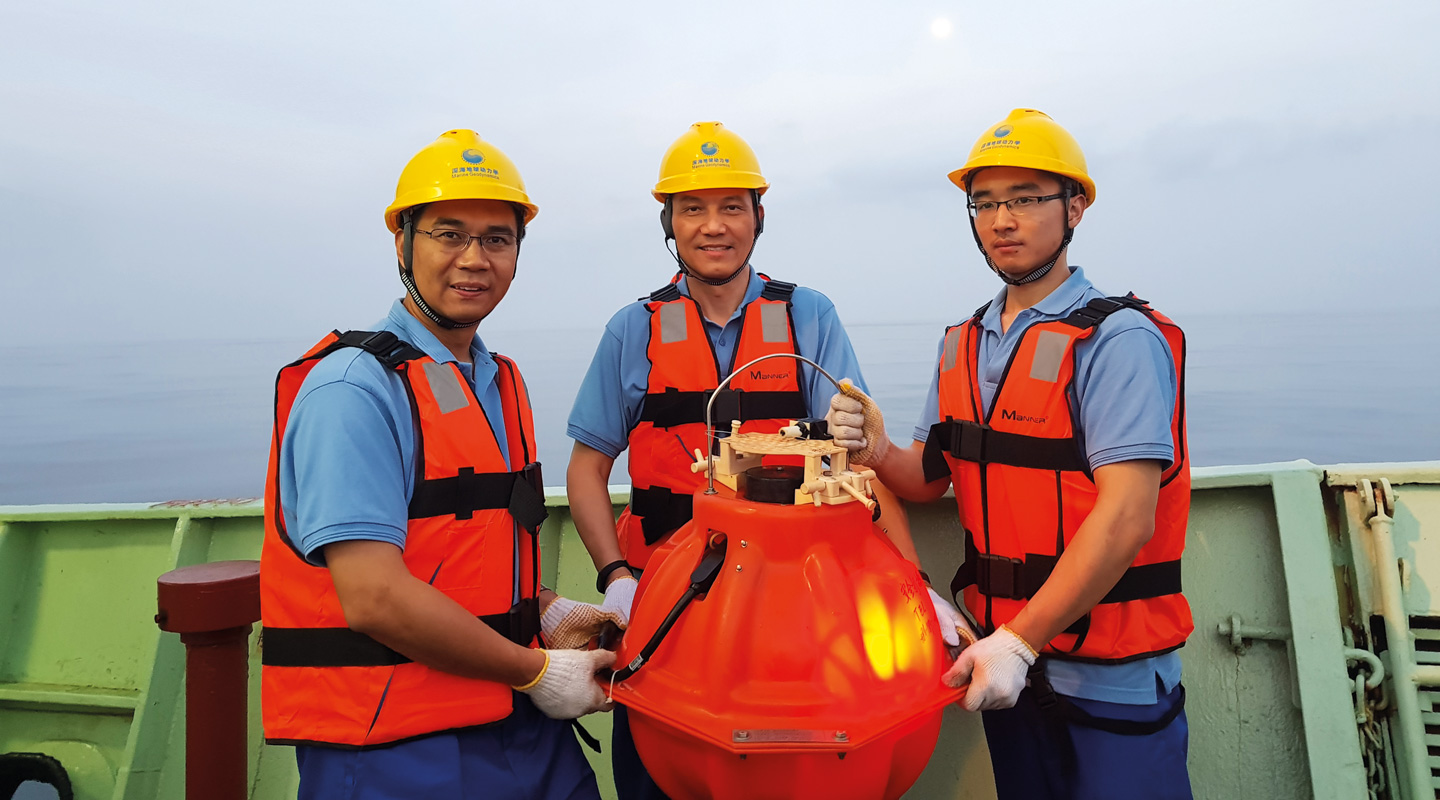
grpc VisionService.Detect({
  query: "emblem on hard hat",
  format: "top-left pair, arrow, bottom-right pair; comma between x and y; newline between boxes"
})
701,141 -> 719,156
462,149 -> 485,164
993,125 -> 1012,138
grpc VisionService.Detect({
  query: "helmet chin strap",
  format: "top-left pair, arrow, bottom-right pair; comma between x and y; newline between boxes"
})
398,209 -> 525,330
968,189 -> 1073,287
666,238 -> 756,287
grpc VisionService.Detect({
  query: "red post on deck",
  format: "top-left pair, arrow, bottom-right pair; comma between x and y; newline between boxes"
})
156,560 -> 261,800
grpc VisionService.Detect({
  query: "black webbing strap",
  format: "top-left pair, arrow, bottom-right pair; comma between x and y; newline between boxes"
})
1059,295 -> 1149,331
262,597 -> 542,667
760,279 -> 796,301
571,719 -> 602,754
925,419 -> 1089,475
408,462 -> 547,531
638,387 -> 806,430
1029,662 -> 1186,736
646,283 -> 683,303
950,531 -> 1182,606
630,485 -> 694,545
333,330 -> 426,369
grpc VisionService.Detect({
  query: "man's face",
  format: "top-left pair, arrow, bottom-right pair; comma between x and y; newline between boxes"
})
396,198 -> 518,325
670,188 -> 762,281
968,167 -> 1086,275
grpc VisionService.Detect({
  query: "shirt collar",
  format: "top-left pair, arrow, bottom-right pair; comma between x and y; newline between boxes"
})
384,299 -> 493,367
979,266 -> 1092,333
674,265 -> 762,324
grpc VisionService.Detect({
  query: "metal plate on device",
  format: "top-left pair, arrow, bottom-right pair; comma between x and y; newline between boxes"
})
732,729 -> 848,743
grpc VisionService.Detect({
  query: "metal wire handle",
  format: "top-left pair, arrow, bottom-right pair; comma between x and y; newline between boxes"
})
704,353 -> 843,494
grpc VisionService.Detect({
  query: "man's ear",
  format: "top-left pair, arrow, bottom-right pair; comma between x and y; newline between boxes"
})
1067,195 -> 1087,229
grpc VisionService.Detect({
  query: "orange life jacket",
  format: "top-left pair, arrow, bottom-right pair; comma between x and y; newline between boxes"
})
925,295 -> 1193,663
260,330 -> 548,748
620,276 -> 806,569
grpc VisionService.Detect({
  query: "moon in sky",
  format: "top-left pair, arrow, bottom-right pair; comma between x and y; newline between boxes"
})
930,18 -> 953,39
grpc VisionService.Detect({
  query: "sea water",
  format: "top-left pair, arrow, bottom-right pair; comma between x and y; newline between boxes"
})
1,311 -> 1436,505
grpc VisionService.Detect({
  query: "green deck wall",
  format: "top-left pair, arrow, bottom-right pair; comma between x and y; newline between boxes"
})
3,461 -> 1432,799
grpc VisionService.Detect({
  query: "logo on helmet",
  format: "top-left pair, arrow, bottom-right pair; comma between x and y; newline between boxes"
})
993,125 -> 1012,138
462,149 -> 485,164
701,142 -> 718,156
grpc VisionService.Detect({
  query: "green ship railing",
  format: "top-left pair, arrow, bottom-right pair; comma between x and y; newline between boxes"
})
2,461 -> 1438,799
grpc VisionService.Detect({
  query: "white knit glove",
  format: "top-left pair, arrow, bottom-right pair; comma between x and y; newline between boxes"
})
943,625 -> 1038,711
926,587 -> 978,649
514,649 -> 615,719
826,380 -> 890,466
600,575 -> 638,628
541,595 -> 626,650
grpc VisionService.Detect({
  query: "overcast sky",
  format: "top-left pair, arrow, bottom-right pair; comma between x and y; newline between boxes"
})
3,0 -> 1437,344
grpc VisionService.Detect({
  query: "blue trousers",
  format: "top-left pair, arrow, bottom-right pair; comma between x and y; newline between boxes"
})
611,704 -> 671,800
295,694 -> 600,800
981,679 -> 1192,800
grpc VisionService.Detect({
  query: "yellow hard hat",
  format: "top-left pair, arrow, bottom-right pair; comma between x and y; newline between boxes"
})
653,121 -> 769,202
384,129 -> 538,233
948,109 -> 1096,205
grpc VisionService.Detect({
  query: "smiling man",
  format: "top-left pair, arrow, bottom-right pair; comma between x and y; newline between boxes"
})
259,130 -> 619,800
564,121 -> 963,800
828,109 -> 1194,799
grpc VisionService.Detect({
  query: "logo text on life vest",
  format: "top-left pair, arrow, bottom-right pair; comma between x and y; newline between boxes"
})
749,370 -> 791,381
1000,409 -> 1046,424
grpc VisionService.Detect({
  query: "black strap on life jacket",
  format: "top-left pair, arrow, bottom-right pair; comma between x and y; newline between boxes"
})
1059,294 -> 1149,331
638,386 -> 807,430
571,719 -> 603,754
333,329 -> 428,369
950,529 -> 1182,607
645,282 -> 683,303
1029,661 -> 1187,736
629,485 -> 694,545
923,419 -> 1089,482
261,596 -> 542,667
759,279 -> 797,302
407,462 -> 547,532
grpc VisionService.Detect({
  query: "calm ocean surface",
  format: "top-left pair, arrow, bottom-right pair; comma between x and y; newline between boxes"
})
2,310 -> 1436,506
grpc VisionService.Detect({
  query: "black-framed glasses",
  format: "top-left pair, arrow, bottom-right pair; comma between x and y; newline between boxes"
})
967,192 -> 1066,219
415,228 -> 518,255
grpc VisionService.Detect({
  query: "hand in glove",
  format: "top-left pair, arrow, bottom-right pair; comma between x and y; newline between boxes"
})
826,380 -> 890,465
513,648 -> 614,719
942,624 -> 1037,711
600,575 -> 638,628
926,586 -> 979,649
541,595 -> 626,650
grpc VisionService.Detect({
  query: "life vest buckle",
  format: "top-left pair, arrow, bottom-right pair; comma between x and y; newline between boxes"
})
712,388 -> 743,431
974,552 -> 1025,600
942,420 -> 989,463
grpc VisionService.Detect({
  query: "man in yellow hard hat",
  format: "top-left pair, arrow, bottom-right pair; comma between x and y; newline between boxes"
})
259,130 -> 622,800
564,121 -> 971,799
828,109 -> 1194,798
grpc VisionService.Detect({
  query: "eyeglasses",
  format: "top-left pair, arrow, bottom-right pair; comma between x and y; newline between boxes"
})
415,228 -> 518,255
967,193 -> 1066,220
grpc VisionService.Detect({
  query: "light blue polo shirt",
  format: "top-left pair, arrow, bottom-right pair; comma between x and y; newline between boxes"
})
914,267 -> 1182,705
279,299 -> 510,565
567,266 -> 868,458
